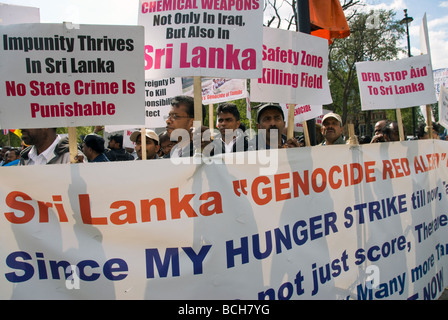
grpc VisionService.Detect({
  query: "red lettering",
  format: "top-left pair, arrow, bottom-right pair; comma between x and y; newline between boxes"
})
199,192 -> 223,216
252,176 -> 272,205
274,173 -> 291,201
78,194 -> 108,225
170,188 -> 197,219
5,191 -> 34,224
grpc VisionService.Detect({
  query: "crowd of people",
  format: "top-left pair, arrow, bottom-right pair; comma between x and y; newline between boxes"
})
0,94 -> 447,166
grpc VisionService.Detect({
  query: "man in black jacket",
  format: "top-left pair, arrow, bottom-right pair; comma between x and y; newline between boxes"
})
105,133 -> 134,161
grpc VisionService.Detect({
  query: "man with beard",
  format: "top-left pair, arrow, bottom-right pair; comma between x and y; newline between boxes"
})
250,103 -> 300,150
320,112 -> 345,145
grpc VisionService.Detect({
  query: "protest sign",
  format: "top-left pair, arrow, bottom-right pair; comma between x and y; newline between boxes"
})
250,27 -> 332,106
145,77 -> 182,128
439,85 -> 448,130
138,0 -> 263,79
281,104 -> 323,132
182,77 -> 247,105
419,13 -> 431,59
0,3 -> 40,25
0,140 -> 447,300
0,23 -> 145,129
434,68 -> 448,99
356,54 -> 436,110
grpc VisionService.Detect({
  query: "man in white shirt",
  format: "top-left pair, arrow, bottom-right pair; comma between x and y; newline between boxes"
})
207,103 -> 248,156
19,128 -> 83,165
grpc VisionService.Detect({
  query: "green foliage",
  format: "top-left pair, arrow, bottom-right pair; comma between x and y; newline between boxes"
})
328,9 -> 407,136
0,132 -> 22,147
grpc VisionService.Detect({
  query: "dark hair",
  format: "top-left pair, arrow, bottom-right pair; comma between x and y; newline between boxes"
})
84,134 -> 105,154
417,122 -> 439,138
159,131 -> 170,144
108,133 -> 123,147
10,148 -> 20,157
217,103 -> 240,121
171,95 -> 206,123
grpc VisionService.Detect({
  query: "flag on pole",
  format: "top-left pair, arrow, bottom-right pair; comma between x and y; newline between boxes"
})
9,129 -> 21,138
309,0 -> 350,42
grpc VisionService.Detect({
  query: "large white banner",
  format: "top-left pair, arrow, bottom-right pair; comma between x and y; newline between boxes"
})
356,55 -> 436,110
138,0 -> 263,79
0,140 -> 447,300
250,27 -> 332,105
0,23 -> 145,129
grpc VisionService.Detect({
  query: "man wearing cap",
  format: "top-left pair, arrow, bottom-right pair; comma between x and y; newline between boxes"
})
250,103 -> 300,150
320,112 -> 345,145
130,129 -> 160,160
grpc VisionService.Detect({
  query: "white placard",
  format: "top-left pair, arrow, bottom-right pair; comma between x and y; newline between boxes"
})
138,0 -> 263,79
0,23 -> 145,129
356,54 -> 436,110
250,27 -> 332,105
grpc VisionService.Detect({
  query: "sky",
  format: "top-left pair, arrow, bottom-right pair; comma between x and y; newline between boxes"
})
0,0 -> 447,70
365,0 -> 448,70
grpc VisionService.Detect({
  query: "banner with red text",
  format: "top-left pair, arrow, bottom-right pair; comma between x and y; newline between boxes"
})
138,0 -> 263,79
356,54 -> 436,110
0,23 -> 145,129
0,140 -> 447,300
250,27 -> 332,105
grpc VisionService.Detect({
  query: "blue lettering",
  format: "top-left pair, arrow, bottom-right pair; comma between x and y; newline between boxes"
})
4,250 -> 129,283
145,248 -> 180,278
181,245 -> 211,275
5,251 -> 34,283
103,258 -> 128,281
226,237 -> 249,268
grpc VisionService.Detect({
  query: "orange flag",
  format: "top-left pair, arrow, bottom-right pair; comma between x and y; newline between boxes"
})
309,0 -> 350,42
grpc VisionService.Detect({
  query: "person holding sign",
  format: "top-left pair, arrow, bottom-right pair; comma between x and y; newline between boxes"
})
320,112 -> 345,146
130,129 -> 160,160
417,122 -> 440,140
164,95 -> 206,158
19,128 -> 85,165
249,104 -> 300,150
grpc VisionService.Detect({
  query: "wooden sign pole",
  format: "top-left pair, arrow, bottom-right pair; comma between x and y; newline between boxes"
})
426,105 -> 433,138
286,104 -> 295,140
395,108 -> 405,141
141,127 -> 147,160
68,127 -> 78,163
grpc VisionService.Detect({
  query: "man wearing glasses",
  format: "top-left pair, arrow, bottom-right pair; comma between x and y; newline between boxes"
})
164,95 -> 206,158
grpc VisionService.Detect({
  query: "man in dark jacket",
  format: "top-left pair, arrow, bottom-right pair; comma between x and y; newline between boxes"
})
105,133 -> 134,161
